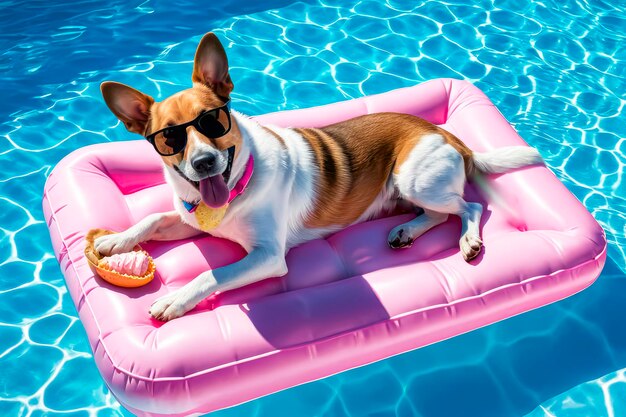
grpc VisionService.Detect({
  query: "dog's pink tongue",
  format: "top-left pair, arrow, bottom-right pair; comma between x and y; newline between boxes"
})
199,175 -> 229,208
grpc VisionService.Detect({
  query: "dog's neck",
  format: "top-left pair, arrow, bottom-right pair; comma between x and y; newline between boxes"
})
224,112 -> 252,192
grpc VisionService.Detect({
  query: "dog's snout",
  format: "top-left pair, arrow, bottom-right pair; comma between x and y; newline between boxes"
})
191,154 -> 216,175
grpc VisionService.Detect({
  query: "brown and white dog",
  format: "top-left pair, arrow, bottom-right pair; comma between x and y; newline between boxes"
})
96,32 -> 542,321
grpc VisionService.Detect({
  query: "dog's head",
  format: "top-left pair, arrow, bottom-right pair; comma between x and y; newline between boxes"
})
101,33 -> 242,208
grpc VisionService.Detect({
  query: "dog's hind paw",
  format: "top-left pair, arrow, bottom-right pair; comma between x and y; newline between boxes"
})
460,233 -> 483,261
387,227 -> 414,249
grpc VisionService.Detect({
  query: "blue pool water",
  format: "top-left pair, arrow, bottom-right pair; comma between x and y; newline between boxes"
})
1,0 -> 625,416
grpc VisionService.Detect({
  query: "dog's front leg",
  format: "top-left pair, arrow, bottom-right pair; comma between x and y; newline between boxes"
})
150,245 -> 287,321
95,211 -> 199,255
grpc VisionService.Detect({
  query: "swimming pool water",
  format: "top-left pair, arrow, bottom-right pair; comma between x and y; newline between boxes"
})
1,0 -> 624,416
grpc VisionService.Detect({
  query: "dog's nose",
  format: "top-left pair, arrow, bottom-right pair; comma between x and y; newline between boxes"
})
191,154 -> 216,175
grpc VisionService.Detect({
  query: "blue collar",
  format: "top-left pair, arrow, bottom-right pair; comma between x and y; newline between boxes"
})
182,200 -> 199,213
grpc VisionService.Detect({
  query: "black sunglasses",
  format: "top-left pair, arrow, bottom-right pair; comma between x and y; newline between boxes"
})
145,101 -> 232,156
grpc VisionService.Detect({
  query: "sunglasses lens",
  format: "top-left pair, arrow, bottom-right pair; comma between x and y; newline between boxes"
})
154,127 -> 186,155
146,103 -> 231,156
197,109 -> 229,138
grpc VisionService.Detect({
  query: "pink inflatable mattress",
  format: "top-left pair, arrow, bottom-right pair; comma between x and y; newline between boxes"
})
43,79 -> 606,416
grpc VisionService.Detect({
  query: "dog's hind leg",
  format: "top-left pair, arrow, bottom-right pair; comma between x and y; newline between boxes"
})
389,193 -> 483,261
419,196 -> 483,261
392,133 -> 484,261
458,201 -> 483,261
387,210 -> 448,249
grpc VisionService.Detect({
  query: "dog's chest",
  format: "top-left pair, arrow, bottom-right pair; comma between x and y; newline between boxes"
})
177,201 -> 253,250
209,215 -> 252,250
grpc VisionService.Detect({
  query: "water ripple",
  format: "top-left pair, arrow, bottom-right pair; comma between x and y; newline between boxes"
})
0,0 -> 624,416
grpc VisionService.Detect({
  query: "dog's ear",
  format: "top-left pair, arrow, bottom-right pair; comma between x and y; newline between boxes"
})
192,32 -> 234,98
101,82 -> 154,135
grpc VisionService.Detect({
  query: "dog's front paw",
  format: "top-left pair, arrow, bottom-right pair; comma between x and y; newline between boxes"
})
95,233 -> 139,256
150,290 -> 195,321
